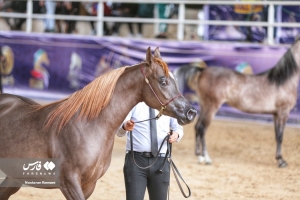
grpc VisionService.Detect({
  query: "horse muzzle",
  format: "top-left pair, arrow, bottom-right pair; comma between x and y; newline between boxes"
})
186,108 -> 197,121
177,107 -> 197,125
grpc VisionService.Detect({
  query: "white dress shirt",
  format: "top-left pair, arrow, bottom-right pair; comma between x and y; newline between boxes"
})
116,102 -> 184,153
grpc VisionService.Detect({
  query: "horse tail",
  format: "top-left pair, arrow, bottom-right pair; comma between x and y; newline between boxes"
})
187,66 -> 204,91
174,65 -> 205,93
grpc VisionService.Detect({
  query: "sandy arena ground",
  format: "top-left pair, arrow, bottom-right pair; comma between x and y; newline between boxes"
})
9,118 -> 300,200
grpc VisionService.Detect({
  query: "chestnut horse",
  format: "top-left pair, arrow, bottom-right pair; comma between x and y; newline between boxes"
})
0,47 -> 197,199
174,39 -> 300,168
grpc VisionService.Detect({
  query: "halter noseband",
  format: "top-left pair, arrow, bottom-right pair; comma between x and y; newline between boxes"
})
140,64 -> 182,119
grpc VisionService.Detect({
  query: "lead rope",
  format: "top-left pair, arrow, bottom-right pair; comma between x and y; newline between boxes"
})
169,157 -> 191,198
129,130 -> 169,169
129,107 -> 166,169
167,131 -> 191,199
130,118 -> 191,198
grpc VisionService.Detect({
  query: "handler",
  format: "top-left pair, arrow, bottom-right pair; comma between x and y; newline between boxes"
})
116,102 -> 184,200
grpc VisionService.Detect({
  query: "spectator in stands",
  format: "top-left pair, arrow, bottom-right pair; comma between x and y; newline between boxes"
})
184,4 -> 204,40
245,12 -> 266,43
82,2 -> 112,35
55,1 -> 80,33
40,1 -> 56,32
155,4 -> 178,39
136,3 -> 154,38
33,1 -> 46,14
0,1 -> 11,11
1,1 -> 27,31
110,3 -> 138,37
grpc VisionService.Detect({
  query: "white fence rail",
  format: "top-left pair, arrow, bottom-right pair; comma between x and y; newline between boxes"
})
1,0 -> 300,44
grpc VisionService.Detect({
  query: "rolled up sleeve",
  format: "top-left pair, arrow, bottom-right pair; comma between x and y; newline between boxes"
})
116,109 -> 132,137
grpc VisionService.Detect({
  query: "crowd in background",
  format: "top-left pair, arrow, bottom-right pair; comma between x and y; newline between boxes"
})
2,1 -> 296,44
0,1 -> 179,39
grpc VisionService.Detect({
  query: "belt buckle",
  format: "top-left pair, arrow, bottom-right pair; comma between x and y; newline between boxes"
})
143,152 -> 153,158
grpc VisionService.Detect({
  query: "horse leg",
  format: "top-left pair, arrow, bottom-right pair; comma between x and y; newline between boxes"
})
60,172 -> 85,200
0,177 -> 22,200
82,181 -> 97,199
273,113 -> 288,168
195,115 -> 202,156
195,107 -> 216,165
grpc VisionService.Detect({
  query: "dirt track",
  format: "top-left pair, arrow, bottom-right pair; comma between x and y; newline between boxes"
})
10,118 -> 300,200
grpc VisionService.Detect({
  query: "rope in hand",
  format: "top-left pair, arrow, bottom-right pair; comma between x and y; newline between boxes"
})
167,131 -> 191,199
129,117 -> 191,198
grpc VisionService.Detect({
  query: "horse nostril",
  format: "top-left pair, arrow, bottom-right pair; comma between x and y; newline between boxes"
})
187,108 -> 197,121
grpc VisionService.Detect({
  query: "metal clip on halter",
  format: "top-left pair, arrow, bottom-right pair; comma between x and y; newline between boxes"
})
156,105 -> 166,119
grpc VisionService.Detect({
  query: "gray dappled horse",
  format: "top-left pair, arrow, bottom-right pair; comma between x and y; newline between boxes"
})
174,39 -> 300,168
0,47 -> 197,199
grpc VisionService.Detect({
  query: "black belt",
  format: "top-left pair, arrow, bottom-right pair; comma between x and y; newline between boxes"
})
126,151 -> 168,158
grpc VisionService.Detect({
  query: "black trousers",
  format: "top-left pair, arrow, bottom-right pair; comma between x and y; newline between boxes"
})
123,153 -> 170,200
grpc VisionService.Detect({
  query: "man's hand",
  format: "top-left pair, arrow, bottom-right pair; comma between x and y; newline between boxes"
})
123,120 -> 135,131
168,131 -> 179,143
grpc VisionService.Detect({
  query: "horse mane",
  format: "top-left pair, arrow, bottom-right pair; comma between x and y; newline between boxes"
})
42,66 -> 127,132
37,57 -> 168,133
154,57 -> 169,77
264,49 -> 298,86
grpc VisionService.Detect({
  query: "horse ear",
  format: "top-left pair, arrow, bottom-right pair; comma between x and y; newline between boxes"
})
146,46 -> 154,65
153,47 -> 162,59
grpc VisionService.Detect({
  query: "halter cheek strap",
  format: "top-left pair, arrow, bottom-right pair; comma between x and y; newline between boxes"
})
140,65 -> 182,119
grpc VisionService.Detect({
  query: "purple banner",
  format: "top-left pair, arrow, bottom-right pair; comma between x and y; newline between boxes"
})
204,4 -> 267,43
276,6 -> 300,44
0,32 -> 299,124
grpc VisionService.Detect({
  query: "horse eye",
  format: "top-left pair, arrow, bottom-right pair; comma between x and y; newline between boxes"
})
160,77 -> 167,87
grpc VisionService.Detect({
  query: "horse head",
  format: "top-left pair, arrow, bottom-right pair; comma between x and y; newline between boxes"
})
34,49 -> 50,71
140,47 -> 197,125
67,52 -> 82,89
30,49 -> 50,88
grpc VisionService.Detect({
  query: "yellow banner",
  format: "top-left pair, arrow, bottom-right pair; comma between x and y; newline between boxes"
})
234,5 -> 263,14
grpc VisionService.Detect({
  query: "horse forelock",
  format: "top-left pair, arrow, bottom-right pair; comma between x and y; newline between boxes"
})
169,71 -> 175,80
267,49 -> 299,86
44,66 -> 127,132
154,57 -> 169,77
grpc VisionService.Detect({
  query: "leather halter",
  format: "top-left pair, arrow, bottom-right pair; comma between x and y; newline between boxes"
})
140,65 -> 182,119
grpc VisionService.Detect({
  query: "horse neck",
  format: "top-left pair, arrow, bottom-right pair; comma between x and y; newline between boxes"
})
291,42 -> 300,77
290,46 -> 300,84
96,64 -> 145,131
